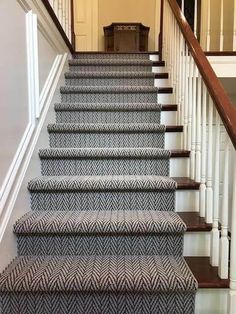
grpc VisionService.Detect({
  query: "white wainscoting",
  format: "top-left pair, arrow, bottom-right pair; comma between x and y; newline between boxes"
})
0,0 -> 69,243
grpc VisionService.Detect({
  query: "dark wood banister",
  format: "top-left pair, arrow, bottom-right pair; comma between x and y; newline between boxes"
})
41,0 -> 75,53
161,0 -> 236,149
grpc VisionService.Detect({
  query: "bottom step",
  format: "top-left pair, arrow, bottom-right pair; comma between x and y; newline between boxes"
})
0,255 -> 197,314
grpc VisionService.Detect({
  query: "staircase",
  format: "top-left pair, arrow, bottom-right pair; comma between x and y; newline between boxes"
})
0,53 -> 200,313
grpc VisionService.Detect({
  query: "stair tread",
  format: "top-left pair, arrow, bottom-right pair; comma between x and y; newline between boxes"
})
173,177 -> 200,190
178,212 -> 212,232
39,148 -> 189,159
68,59 -> 156,66
60,86 -> 159,93
0,255 -> 197,292
54,102 -> 162,111
14,210 -> 186,234
39,147 -> 171,159
65,71 -> 156,78
28,175 -> 177,192
185,257 -> 229,288
47,123 -> 182,133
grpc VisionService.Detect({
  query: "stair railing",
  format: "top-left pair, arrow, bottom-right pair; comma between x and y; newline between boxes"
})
42,0 -> 75,53
180,0 -> 236,52
161,0 -> 236,310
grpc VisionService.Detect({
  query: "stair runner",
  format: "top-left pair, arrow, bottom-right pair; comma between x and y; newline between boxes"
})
0,53 -> 197,314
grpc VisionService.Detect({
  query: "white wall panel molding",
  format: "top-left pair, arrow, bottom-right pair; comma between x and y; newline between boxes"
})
207,56 -> 236,77
31,0 -> 69,53
17,0 -> 69,54
0,53 -> 67,243
39,55 -> 61,114
0,10 -> 38,218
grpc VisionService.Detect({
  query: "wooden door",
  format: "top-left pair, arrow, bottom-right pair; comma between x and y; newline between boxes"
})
74,0 -> 98,51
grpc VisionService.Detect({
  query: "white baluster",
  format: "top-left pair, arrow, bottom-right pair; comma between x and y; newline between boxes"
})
187,56 -> 193,152
206,0 -> 211,51
194,0 -> 198,38
233,0 -> 236,50
181,0 -> 184,12
180,36 -> 185,128
190,65 -> 197,180
49,0 -> 54,8
53,0 -> 58,18
62,0 -> 66,31
211,110 -> 220,266
68,0 -> 71,42
65,0 -> 69,38
195,74 -> 201,182
199,84 -> 207,218
206,97 -> 213,224
220,0 -> 224,51
229,154 -> 236,312
58,0 -> 63,25
219,138 -> 230,279
184,46 -> 189,151
178,30 -> 183,125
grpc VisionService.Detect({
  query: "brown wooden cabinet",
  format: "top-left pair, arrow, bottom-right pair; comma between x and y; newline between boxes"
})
104,23 -> 149,52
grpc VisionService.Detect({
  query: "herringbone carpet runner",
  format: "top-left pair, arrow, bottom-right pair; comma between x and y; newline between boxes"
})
0,53 -> 197,313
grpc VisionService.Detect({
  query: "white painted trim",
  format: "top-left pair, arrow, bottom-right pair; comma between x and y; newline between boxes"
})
0,10 -> 38,216
0,53 -> 67,243
155,0 -> 160,51
33,14 -> 40,118
39,55 -> 61,114
0,123 -> 34,214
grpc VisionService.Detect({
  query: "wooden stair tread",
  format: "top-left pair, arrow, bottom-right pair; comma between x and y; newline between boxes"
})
154,73 -> 169,79
178,212 -> 212,231
170,150 -> 190,158
161,104 -> 177,111
185,257 -> 229,288
166,125 -> 183,132
172,177 -> 200,190
158,87 -> 173,94
152,61 -> 165,66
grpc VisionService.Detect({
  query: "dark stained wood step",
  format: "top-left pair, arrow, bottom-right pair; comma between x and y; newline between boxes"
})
158,87 -> 173,94
185,257 -> 229,288
178,212 -> 212,232
154,73 -> 169,79
170,150 -> 190,158
161,104 -> 177,111
152,61 -> 165,66
166,125 -> 183,132
172,177 -> 200,190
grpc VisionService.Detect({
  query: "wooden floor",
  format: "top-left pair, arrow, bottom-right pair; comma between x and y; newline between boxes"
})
185,257 -> 229,288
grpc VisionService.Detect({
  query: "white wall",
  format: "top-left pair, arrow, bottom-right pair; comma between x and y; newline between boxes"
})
0,0 -> 69,270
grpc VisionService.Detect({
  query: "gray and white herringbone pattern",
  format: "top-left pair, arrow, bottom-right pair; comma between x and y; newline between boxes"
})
0,53 -> 197,314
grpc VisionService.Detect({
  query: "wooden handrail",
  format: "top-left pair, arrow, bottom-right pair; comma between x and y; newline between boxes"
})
166,0 -> 236,149
41,0 -> 75,53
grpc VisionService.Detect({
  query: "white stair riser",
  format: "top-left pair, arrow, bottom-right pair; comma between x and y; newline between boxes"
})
176,190 -> 199,212
158,93 -> 174,104
152,66 -> 167,74
183,232 -> 211,256
149,55 -> 159,62
155,78 -> 169,88
165,132 -> 182,149
170,158 -> 189,177
195,289 -> 228,314
161,111 -> 177,124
